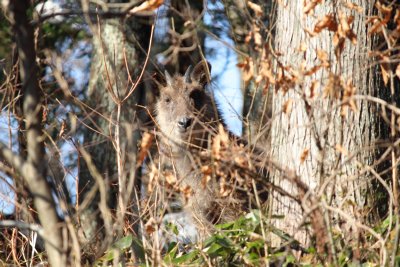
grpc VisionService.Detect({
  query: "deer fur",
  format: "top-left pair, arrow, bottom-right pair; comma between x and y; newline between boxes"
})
155,61 -> 237,233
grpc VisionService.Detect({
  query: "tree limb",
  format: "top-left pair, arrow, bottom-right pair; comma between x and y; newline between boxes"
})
3,1 -> 68,266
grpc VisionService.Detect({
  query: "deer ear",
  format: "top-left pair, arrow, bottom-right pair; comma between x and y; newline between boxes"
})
184,65 -> 192,83
164,70 -> 173,87
191,61 -> 211,87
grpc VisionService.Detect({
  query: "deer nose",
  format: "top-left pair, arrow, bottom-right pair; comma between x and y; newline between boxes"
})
178,117 -> 193,130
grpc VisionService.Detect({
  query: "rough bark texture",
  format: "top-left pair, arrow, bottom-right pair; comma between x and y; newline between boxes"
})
78,13 -> 151,257
270,0 -> 379,246
4,0 -> 66,266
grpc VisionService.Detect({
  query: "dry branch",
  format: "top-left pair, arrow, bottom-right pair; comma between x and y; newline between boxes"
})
1,1 -> 68,266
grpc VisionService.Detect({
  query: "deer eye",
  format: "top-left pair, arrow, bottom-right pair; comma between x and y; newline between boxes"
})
164,97 -> 171,103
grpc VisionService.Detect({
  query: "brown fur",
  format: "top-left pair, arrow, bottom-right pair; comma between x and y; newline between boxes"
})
155,61 -> 233,233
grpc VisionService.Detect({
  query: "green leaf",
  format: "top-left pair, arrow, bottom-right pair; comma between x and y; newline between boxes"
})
165,222 -> 180,235
164,242 -> 178,263
172,250 -> 199,264
216,221 -> 235,230
96,235 -> 133,263
205,242 -> 225,258
113,235 -> 133,250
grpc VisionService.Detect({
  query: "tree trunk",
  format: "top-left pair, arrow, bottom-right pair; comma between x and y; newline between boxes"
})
270,0 -> 380,247
78,14 -> 151,258
4,0 -> 67,265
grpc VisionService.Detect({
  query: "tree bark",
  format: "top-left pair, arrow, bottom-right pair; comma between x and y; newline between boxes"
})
270,0 -> 380,247
3,1 -> 67,266
78,12 -> 151,258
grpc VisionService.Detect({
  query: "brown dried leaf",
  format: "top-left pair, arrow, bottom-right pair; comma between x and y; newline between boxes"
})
202,174 -> 211,188
42,106 -> 48,123
254,31 -> 262,47
260,61 -> 276,84
304,0 -> 322,15
129,0 -> 163,14
342,79 -> 357,116
201,165 -> 212,175
59,120 -> 66,137
300,149 -> 309,163
317,49 -> 330,68
248,1 -> 263,17
165,172 -> 177,186
219,177 -> 232,197
282,99 -> 293,115
316,49 -> 328,62
310,80 -> 319,99
376,2 -> 392,24
344,2 -> 363,13
137,132 -> 153,167
234,155 -> 249,168
147,165 -> 158,193
237,57 -> 254,83
380,64 -> 389,85
368,18 -> 383,35
338,12 -> 357,44
314,14 -> 338,33
145,218 -> 157,235
323,74 -> 340,99
304,65 -> 322,76
395,64 -> 400,80
180,185 -> 193,202
245,32 -> 252,44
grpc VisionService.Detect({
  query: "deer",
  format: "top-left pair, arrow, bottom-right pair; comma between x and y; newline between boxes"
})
154,60 -> 266,236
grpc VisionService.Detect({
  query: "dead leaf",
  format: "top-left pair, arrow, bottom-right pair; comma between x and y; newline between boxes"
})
304,0 -> 322,15
147,165 -> 158,193
341,78 -> 357,116
42,106 -> 48,123
282,99 -> 293,115
314,14 -> 338,33
180,185 -> 192,202
344,2 -> 363,13
145,218 -> 157,235
248,1 -> 263,17
376,2 -> 392,24
259,60 -> 275,84
396,64 -> 400,79
59,120 -> 66,137
310,80 -> 319,99
304,65 -> 322,76
254,31 -> 262,47
323,73 -> 340,99
300,149 -> 309,163
338,11 -> 357,44
237,57 -> 254,83
129,0 -> 163,14
137,132 -> 153,167
380,64 -> 389,85
316,49 -> 329,67
165,172 -> 177,186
